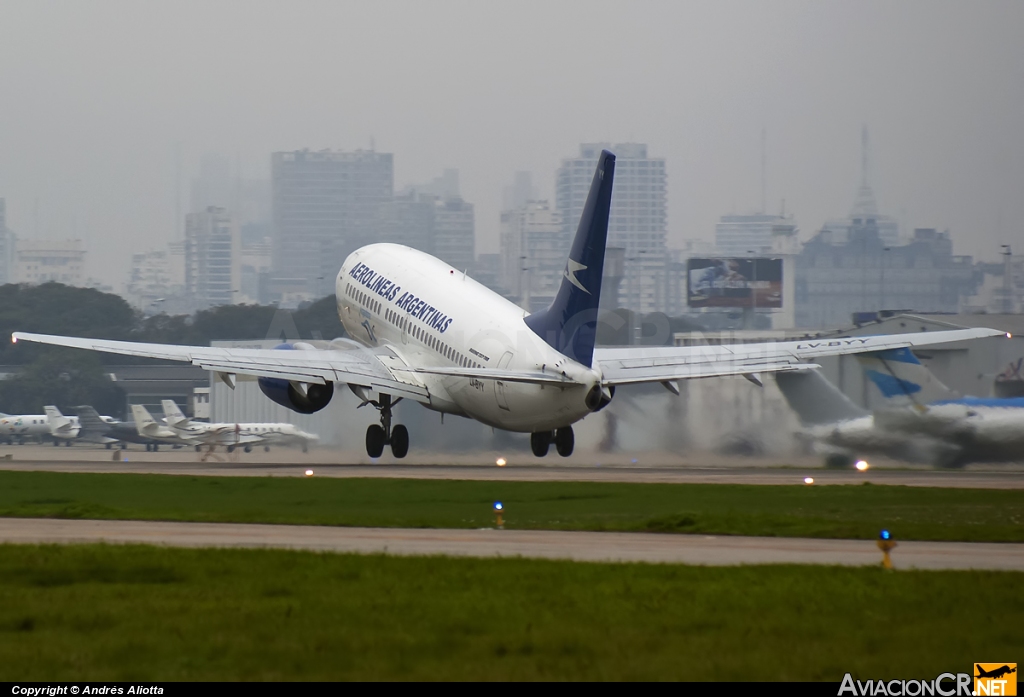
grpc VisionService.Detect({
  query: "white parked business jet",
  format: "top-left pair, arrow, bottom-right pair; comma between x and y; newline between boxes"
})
160,399 -> 318,452
11,150 -> 1005,459
0,413 -> 52,444
44,405 -> 119,445
44,406 -> 83,446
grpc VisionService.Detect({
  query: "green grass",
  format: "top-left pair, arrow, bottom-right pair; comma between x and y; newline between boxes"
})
0,470 -> 1022,541
0,544 -> 1019,680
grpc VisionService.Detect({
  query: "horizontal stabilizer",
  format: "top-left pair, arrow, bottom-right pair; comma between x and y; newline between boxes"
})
775,370 -> 868,426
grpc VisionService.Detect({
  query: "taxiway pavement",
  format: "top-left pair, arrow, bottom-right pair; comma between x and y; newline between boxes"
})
1,517 -> 1021,570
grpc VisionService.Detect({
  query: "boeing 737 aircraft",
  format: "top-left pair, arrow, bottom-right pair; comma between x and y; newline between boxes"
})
11,151 -> 1006,458
777,347 -> 1024,467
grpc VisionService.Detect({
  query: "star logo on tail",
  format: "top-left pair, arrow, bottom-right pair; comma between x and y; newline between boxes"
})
564,259 -> 591,294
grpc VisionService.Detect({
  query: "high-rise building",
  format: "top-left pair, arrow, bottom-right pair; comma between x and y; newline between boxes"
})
185,206 -> 238,308
556,143 -> 666,313
376,190 -> 475,273
794,226 -> 975,329
820,127 -> 900,247
377,192 -> 435,252
271,149 -> 394,298
13,239 -> 87,287
125,250 -> 180,311
432,197 -> 475,273
502,172 -> 537,211
714,213 -> 793,257
0,199 -> 13,284
500,201 -> 565,311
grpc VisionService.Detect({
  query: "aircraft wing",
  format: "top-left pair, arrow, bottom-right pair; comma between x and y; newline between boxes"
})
12,332 -> 430,403
594,328 -> 1005,386
394,366 -> 581,385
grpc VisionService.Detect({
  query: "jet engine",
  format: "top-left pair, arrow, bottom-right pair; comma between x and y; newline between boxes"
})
258,378 -> 334,414
256,342 -> 334,414
585,384 -> 615,412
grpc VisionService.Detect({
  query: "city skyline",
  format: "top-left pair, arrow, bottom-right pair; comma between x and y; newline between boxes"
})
1,1 -> 1022,288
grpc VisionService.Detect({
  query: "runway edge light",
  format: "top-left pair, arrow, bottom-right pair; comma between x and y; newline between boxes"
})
877,529 -> 897,569
493,501 -> 504,529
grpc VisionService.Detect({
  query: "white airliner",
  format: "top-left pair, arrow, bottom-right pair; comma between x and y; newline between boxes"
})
11,150 -> 1006,458
778,347 -> 1024,468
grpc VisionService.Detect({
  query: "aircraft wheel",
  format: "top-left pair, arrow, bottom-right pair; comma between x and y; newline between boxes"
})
52,440 -> 59,447
105,443 -> 112,450
195,445 -> 202,452
121,443 -> 128,450
265,446 -> 271,453
65,440 -> 72,447
226,445 -> 235,453
555,427 -> 574,457
391,424 -> 409,459
153,444 -> 159,452
530,431 -> 551,457
243,445 -> 252,453
366,425 -> 386,458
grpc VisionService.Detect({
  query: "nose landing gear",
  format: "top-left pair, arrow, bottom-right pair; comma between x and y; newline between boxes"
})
530,426 -> 574,458
363,393 -> 409,459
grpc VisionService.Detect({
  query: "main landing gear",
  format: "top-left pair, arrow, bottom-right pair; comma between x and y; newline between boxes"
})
364,394 -> 409,459
530,426 -> 574,458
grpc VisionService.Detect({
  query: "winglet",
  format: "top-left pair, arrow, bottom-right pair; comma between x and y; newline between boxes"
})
524,149 -> 615,368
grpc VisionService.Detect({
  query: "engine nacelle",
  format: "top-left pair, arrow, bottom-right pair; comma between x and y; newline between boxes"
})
258,378 -> 334,414
257,342 -> 334,414
585,384 -> 615,412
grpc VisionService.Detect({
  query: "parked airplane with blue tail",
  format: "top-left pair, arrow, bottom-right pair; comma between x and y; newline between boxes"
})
11,151 -> 1006,459
777,348 -> 1024,468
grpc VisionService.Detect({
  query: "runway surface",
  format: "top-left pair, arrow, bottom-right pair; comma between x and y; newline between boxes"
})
1,456 -> 1022,488
2,517 -> 1022,570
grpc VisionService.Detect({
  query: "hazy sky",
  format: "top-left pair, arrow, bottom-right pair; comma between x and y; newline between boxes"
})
1,0 -> 1022,286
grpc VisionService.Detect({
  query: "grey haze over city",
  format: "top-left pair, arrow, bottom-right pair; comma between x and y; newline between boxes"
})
1,0 -> 1022,294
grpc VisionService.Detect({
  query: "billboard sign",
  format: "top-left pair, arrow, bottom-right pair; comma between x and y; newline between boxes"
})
687,257 -> 783,309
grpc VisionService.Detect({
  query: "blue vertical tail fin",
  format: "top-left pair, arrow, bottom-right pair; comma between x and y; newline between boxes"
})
524,149 -> 615,367
857,347 -> 957,406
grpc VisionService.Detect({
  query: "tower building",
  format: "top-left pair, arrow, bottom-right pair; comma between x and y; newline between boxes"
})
272,149 -> 393,298
185,206 -> 238,308
556,143 -> 666,313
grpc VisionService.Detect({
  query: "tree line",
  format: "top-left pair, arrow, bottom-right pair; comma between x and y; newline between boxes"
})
0,283 -> 347,417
